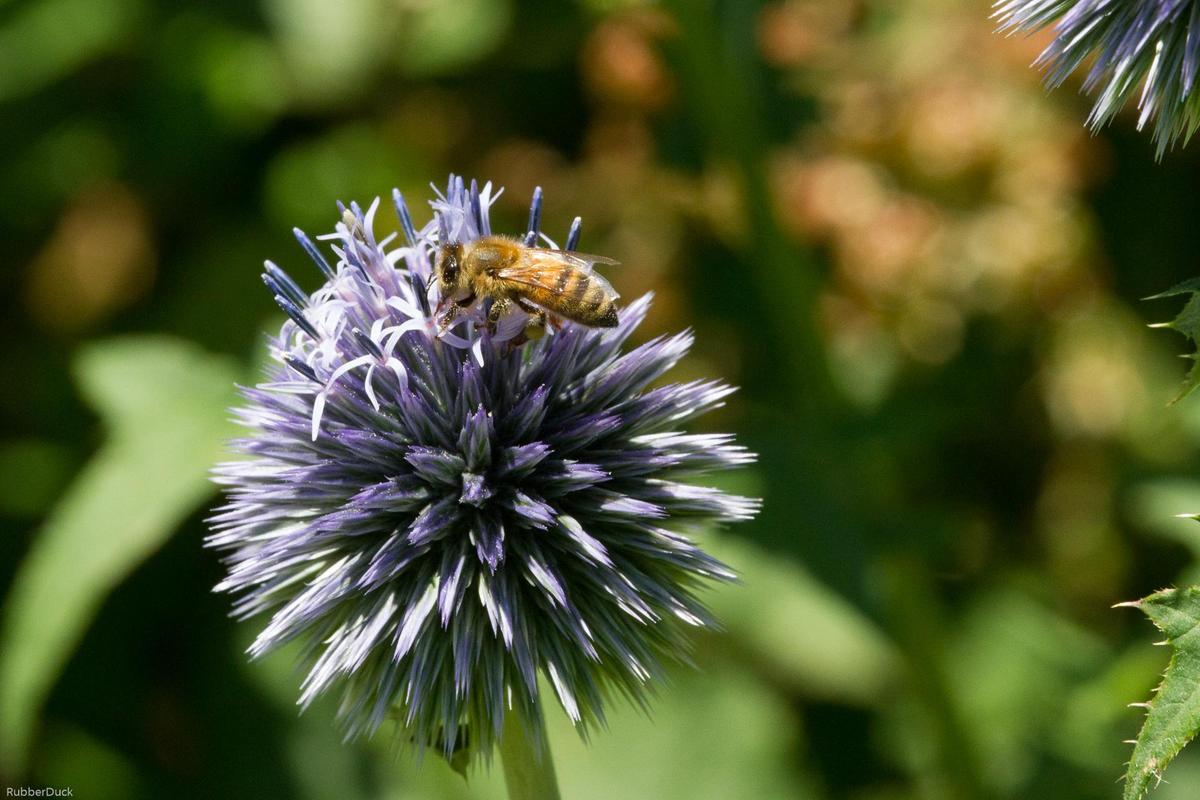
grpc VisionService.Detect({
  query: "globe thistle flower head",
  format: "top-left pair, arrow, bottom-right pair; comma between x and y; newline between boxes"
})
994,0 -> 1200,154
208,176 -> 759,759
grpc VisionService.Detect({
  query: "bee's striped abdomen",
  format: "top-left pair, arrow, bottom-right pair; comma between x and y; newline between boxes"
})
577,279 -> 619,326
544,270 -> 616,326
497,253 -> 620,328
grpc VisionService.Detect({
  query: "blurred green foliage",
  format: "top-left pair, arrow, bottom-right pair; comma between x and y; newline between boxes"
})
5,0 -> 1200,797
0,338 -> 239,773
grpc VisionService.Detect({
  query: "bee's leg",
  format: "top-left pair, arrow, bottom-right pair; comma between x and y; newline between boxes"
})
437,293 -> 478,334
513,298 -> 548,341
513,297 -> 540,316
437,304 -> 460,334
514,298 -> 562,331
485,297 -> 512,332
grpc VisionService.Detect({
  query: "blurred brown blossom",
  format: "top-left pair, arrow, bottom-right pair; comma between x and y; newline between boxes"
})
24,184 -> 155,334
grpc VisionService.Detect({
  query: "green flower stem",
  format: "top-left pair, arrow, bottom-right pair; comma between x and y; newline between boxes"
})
499,703 -> 561,800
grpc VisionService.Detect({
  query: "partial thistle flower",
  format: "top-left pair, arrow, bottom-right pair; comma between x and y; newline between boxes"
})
208,176 -> 759,763
994,0 -> 1200,153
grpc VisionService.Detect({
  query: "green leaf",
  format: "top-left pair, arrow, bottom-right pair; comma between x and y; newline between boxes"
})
1146,278 -> 1200,301
1123,586 -> 1200,800
0,337 -> 239,776
1148,279 -> 1200,404
703,534 -> 897,705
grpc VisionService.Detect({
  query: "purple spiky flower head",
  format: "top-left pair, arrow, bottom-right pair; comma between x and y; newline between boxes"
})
208,176 -> 758,759
994,0 -> 1200,153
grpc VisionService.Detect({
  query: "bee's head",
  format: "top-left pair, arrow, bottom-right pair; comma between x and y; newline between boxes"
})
435,243 -> 464,291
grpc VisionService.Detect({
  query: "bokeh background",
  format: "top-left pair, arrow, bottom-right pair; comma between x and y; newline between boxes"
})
5,0 -> 1200,797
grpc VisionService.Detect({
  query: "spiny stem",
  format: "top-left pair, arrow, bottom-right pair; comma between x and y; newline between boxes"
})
499,702 -> 561,800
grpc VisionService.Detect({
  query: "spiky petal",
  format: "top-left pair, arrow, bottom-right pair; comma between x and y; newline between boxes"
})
995,0 -> 1200,153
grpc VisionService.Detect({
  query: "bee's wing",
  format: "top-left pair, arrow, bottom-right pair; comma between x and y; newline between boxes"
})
572,264 -> 619,299
525,247 -> 621,271
496,250 -> 621,300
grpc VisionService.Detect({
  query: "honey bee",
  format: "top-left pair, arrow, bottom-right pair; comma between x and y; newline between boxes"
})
433,236 -> 620,334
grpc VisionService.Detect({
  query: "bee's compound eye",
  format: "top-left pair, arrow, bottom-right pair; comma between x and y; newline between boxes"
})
438,244 -> 461,285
